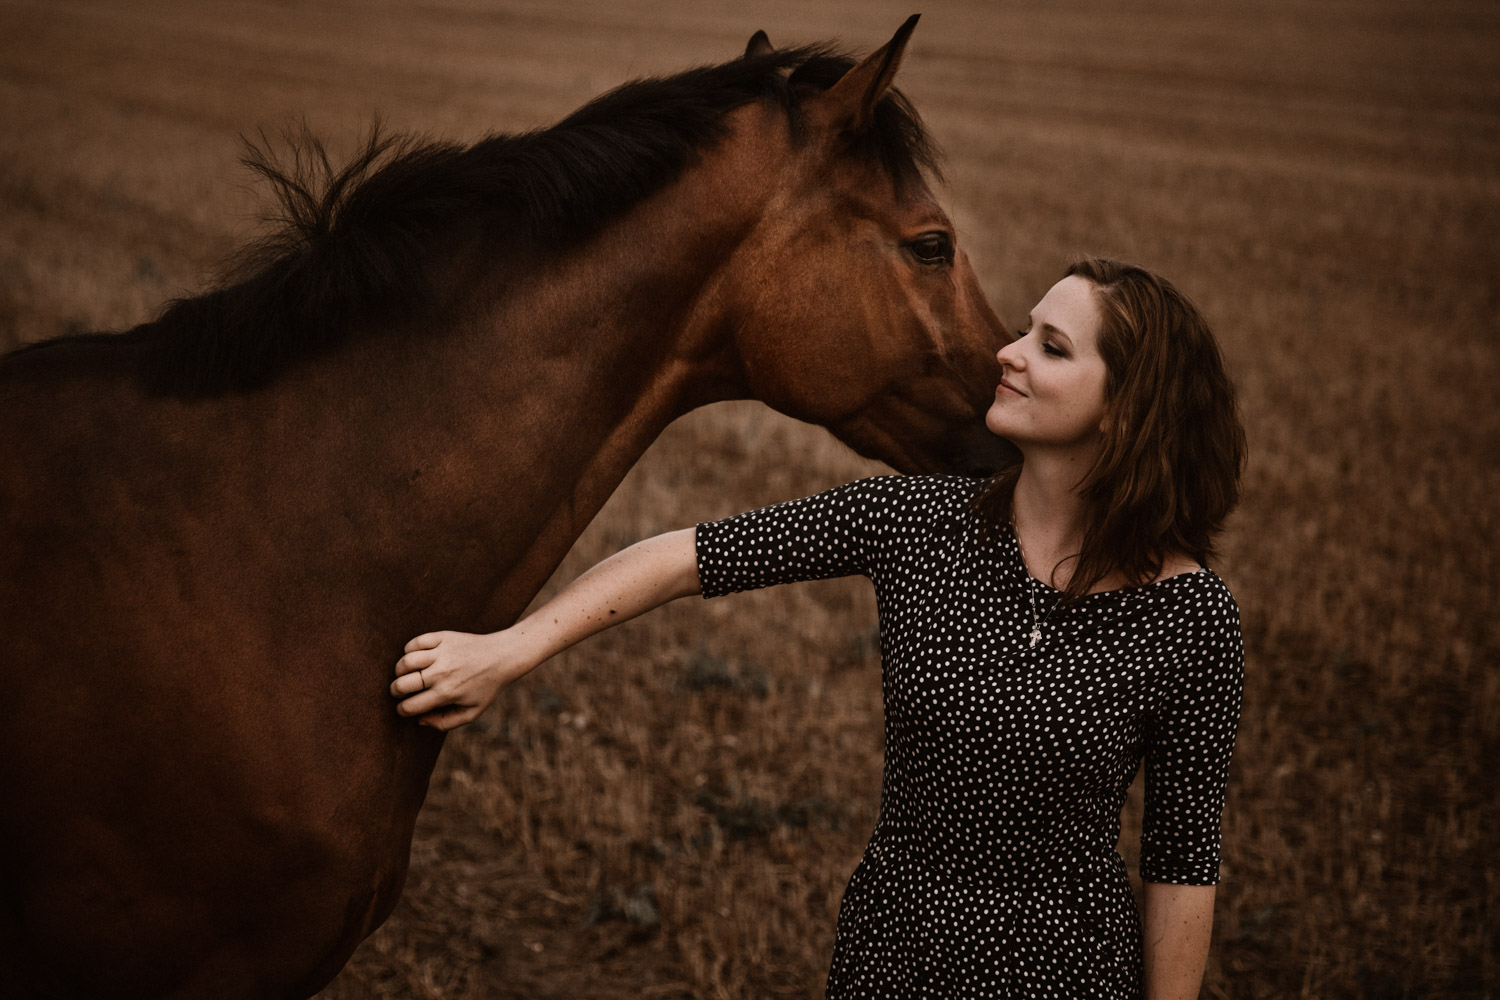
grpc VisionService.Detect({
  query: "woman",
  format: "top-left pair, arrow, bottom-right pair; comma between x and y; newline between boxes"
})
391,257 -> 1247,998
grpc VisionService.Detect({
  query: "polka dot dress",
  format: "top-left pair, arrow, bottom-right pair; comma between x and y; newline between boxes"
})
696,476 -> 1244,998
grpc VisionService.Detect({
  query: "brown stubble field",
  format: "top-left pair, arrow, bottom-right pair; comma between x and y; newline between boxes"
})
2,0 -> 1496,996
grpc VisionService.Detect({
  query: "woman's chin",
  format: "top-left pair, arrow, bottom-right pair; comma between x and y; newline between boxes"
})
983,409 -> 1017,441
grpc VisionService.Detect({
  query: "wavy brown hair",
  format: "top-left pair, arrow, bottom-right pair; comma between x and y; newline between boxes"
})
971,257 -> 1247,602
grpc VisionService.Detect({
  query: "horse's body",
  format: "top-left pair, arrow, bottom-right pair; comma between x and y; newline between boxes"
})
0,22 -> 1009,998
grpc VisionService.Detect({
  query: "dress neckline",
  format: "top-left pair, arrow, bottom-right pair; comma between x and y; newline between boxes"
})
1002,524 -> 1209,603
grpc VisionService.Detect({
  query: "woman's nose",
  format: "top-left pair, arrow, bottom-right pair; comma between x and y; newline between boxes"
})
996,340 -> 1023,370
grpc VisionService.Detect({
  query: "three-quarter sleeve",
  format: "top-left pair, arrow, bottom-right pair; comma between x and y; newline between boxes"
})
695,477 -> 903,599
1139,578 -> 1245,885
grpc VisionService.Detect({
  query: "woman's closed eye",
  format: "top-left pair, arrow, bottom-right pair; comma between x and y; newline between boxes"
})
1017,326 -> 1069,358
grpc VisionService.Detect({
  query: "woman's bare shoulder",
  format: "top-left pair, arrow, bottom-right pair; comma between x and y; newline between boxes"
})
1154,552 -> 1203,583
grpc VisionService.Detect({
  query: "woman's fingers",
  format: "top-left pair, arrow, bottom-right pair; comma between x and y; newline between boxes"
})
393,687 -> 462,718
404,632 -> 444,654
389,671 -> 426,697
393,649 -> 437,676
392,630 -> 504,729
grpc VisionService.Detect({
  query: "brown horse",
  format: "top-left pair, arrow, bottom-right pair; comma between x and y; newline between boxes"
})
0,18 -> 1009,999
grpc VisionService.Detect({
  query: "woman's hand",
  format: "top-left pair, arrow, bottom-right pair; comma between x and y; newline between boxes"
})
390,527 -> 701,731
390,630 -> 533,731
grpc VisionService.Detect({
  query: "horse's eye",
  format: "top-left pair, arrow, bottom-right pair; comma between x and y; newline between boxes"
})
909,233 -> 953,265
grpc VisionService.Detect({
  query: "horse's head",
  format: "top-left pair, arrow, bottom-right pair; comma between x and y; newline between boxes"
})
718,17 -> 1017,477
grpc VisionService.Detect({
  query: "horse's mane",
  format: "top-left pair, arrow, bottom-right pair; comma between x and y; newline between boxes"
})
4,44 -> 938,396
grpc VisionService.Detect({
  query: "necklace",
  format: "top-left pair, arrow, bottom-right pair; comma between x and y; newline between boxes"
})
1013,523 -> 1063,648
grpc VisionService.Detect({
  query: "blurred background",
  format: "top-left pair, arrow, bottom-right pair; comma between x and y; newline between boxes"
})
1,1 -> 1495,996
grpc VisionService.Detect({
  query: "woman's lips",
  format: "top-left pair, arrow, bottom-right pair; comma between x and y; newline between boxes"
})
997,378 -> 1026,397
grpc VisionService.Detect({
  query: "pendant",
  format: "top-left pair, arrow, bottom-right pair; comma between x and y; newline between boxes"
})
1029,626 -> 1042,648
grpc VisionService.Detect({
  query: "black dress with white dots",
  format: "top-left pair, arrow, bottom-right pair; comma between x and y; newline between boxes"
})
695,476 -> 1244,999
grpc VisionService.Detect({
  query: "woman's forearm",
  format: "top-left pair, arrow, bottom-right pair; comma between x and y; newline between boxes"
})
510,526 -> 702,663
1141,882 -> 1216,1000
391,527 -> 700,728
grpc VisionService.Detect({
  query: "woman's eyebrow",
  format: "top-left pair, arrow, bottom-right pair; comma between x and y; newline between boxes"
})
1022,318 -> 1074,347
1038,321 -> 1074,345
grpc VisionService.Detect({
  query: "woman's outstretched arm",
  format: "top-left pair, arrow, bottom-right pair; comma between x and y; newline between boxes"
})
390,527 -> 700,730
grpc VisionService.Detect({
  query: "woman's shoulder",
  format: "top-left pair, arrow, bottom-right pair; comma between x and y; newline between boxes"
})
1178,565 -> 1238,605
701,475 -> 981,539
1154,552 -> 1203,582
846,473 -> 985,507
1090,564 -> 1240,639
1146,563 -> 1238,605
843,474 -> 985,531
1154,567 -> 1243,652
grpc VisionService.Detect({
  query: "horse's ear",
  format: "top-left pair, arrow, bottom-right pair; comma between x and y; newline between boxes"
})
744,29 -> 774,59
810,14 -> 919,133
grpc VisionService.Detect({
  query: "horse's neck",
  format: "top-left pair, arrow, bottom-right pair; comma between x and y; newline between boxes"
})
379,181 -> 754,630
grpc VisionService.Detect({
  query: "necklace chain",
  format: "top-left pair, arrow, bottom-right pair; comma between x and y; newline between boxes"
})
1013,522 -> 1063,648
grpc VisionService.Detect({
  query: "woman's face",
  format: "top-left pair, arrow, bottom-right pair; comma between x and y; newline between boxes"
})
984,275 -> 1110,454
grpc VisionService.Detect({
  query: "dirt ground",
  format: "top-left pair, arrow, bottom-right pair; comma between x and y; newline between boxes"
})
1,1 -> 1495,997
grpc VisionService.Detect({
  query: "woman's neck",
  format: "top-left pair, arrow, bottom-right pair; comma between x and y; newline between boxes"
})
1011,453 -> 1092,590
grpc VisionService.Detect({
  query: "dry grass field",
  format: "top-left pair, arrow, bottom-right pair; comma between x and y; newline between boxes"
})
2,0 -> 1496,997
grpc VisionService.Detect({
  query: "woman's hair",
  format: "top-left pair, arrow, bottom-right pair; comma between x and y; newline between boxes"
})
971,257 -> 1247,602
